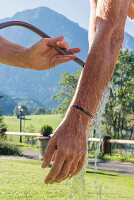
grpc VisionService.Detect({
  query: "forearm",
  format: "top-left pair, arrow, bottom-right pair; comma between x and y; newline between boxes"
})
0,36 -> 28,68
65,0 -> 132,126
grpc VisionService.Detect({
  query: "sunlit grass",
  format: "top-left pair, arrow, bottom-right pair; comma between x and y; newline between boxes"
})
0,159 -> 134,200
4,114 -> 62,132
3,114 -> 62,143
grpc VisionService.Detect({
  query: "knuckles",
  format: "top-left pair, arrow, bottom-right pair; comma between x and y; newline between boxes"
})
59,147 -> 86,159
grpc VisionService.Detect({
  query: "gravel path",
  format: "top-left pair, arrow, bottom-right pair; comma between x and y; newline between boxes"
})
88,159 -> 134,176
1,149 -> 134,176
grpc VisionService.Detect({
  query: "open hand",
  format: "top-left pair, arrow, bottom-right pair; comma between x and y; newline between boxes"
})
25,36 -> 80,70
41,108 -> 89,184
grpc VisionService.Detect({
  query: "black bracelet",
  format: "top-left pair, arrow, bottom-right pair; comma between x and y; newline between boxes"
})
72,105 -> 93,118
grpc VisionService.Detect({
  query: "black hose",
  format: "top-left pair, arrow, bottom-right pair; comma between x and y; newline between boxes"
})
0,21 -> 85,67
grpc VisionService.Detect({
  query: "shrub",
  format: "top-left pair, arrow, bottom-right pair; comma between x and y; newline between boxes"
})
0,140 -> 21,156
40,125 -> 53,137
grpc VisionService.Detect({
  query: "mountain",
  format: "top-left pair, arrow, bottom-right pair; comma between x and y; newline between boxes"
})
0,91 -> 44,115
123,32 -> 134,50
125,19 -> 134,37
0,7 -> 134,114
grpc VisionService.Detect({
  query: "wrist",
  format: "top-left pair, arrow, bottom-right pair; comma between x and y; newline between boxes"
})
64,106 -> 91,130
15,47 -> 31,69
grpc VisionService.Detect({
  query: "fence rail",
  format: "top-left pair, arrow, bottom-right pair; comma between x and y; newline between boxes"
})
88,138 -> 134,145
3,133 -> 134,145
2,132 -> 134,154
5,132 -> 41,137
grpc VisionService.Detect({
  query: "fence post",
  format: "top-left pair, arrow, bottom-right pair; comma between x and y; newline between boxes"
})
102,136 -> 111,155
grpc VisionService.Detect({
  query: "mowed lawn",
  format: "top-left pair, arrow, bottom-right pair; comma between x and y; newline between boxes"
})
0,159 -> 134,200
4,114 -> 62,132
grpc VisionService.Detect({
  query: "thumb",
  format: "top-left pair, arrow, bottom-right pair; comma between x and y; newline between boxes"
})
41,136 -> 57,168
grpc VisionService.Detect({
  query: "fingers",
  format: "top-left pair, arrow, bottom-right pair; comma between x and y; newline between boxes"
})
44,151 -> 65,184
67,160 -> 79,179
45,36 -> 65,47
41,136 -> 57,168
52,159 -> 72,183
68,48 -> 81,54
56,40 -> 68,49
69,156 -> 86,179
52,156 -> 85,183
51,55 -> 76,67
44,36 -> 81,52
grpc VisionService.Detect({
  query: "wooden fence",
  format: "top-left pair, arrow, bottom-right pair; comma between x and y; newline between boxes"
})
1,132 -> 134,155
88,137 -> 134,154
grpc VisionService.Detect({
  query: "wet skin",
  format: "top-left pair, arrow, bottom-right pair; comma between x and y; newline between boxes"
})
42,0 -> 134,184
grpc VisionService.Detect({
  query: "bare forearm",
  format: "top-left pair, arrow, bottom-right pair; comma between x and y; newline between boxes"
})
0,36 -> 28,68
66,0 -> 132,126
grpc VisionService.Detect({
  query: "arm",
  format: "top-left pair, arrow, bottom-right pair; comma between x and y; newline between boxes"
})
72,0 -> 132,118
42,0 -> 132,184
128,0 -> 134,18
0,36 -> 80,70
88,0 -> 98,45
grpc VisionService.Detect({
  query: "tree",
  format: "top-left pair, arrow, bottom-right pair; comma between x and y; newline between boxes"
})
13,105 -> 30,116
103,50 -> 134,139
33,108 -> 46,115
0,104 -> 6,129
53,71 -> 80,114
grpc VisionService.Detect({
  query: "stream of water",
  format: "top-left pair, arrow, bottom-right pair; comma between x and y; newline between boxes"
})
68,83 -> 112,200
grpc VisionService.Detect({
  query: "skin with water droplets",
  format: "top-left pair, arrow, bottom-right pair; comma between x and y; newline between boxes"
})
42,0 -> 134,184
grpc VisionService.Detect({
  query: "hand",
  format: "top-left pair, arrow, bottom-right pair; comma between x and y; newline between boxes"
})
24,36 -> 80,70
41,108 -> 90,184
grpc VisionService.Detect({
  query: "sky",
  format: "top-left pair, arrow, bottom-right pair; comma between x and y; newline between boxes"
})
0,0 -> 90,29
0,0 -> 134,36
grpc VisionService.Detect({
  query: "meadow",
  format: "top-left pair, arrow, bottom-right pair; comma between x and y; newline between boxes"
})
0,159 -> 134,200
4,114 -> 62,133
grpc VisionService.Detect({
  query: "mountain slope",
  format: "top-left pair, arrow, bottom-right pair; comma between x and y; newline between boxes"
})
0,7 -> 134,113
0,7 -> 88,110
0,91 -> 44,115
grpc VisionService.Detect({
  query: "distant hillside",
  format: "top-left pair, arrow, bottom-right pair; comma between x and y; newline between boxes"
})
0,91 -> 44,115
0,7 -> 134,114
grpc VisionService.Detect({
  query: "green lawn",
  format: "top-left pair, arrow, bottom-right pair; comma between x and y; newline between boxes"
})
3,114 -> 62,143
0,159 -> 134,200
4,114 -> 62,133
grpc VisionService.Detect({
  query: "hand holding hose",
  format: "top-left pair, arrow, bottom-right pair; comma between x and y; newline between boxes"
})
23,36 -> 80,70
0,35 -> 80,70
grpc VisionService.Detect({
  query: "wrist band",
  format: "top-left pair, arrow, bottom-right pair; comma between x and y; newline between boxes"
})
72,105 -> 93,118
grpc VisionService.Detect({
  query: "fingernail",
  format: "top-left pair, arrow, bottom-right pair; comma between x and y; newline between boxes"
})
56,41 -> 61,45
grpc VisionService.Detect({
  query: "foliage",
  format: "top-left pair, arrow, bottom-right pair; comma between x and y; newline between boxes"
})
103,50 -> 134,139
0,100 -> 6,129
40,125 -> 53,137
0,140 -> 21,155
33,107 -> 52,115
0,109 -> 4,129
53,71 -> 81,114
13,105 -> 30,116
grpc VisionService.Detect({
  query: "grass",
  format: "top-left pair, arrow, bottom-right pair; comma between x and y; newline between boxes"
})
100,153 -> 134,164
3,114 -> 62,143
4,114 -> 62,132
0,159 -> 134,200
